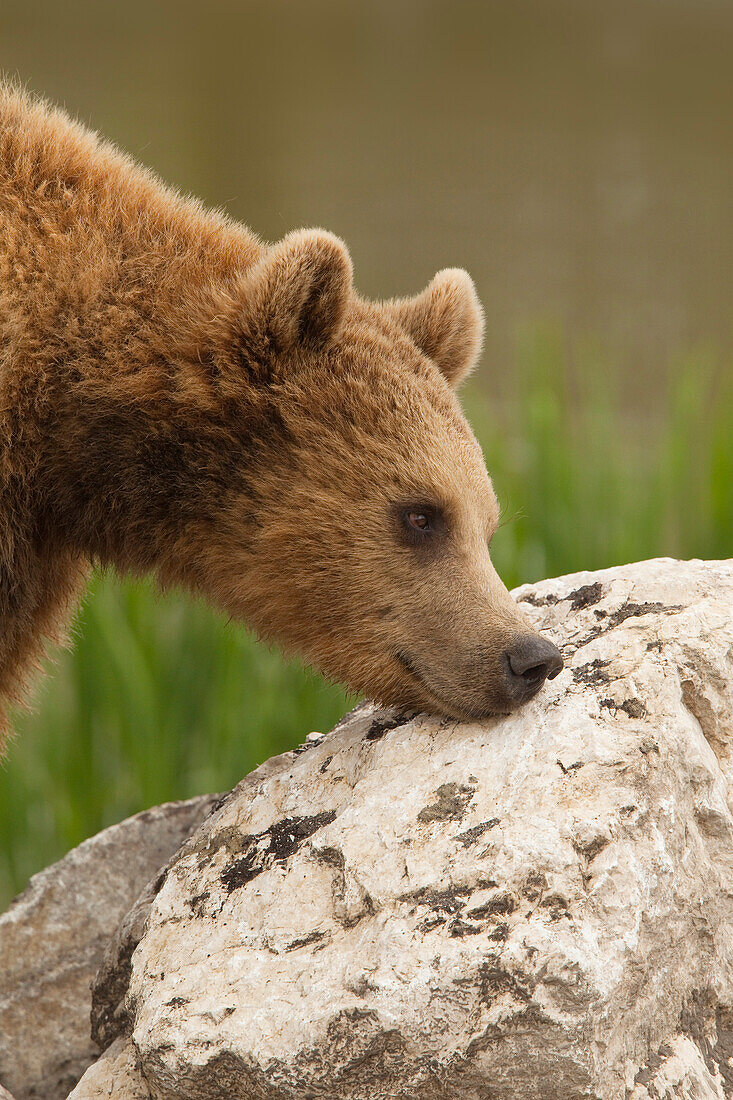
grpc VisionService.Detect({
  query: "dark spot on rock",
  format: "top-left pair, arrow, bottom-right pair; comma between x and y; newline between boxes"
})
622,698 -> 648,718
418,782 -> 475,824
161,1050 -> 268,1097
188,890 -> 210,917
600,696 -> 648,719
680,989 -> 722,1083
573,834 -> 609,862
465,1005 -> 560,1062
404,884 -> 471,915
557,759 -> 584,775
418,912 -> 448,933
476,876 -> 498,890
319,755 -> 333,773
364,711 -> 416,741
449,918 -> 483,937
567,582 -> 604,609
164,997 -> 189,1008
518,591 -> 559,607
713,1005 -> 733,1093
488,921 -> 509,942
320,1007 -> 407,1069
345,974 -> 380,998
466,893 -> 517,919
610,601 -> 682,627
220,810 -> 337,892
454,819 -> 499,847
478,963 -> 531,1005
286,930 -> 328,951
572,658 -> 611,687
540,893 -> 571,920
350,892 -> 377,926
423,889 -> 469,915
646,639 -> 663,652
264,813 -> 337,862
313,845 -> 345,870
619,804 -> 637,816
633,1047 -> 665,1087
193,826 -> 248,873
565,600 -> 684,655
522,871 -> 548,902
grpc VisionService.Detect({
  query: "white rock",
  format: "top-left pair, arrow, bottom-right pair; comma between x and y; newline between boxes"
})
0,794 -> 219,1100
119,560 -> 733,1098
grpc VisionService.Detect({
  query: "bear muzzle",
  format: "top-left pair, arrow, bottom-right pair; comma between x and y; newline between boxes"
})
394,632 -> 563,719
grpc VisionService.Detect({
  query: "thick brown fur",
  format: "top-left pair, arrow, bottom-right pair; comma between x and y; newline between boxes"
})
0,84 -> 556,750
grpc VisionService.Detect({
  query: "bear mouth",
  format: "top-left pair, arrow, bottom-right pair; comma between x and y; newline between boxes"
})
394,650 -> 463,717
394,650 -> 511,721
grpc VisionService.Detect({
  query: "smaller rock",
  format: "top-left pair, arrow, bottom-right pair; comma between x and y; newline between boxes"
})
0,1084 -> 17,1100
0,794 -> 220,1100
67,1039 -> 152,1099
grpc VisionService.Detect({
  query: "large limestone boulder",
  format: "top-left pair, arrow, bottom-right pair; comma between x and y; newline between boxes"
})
75,558 -> 733,1100
0,794 -> 220,1100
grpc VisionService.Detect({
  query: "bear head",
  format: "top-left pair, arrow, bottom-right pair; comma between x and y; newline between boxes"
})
180,229 -> 562,720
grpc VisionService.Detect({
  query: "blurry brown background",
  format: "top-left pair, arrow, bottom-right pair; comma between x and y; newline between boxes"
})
3,0 -> 732,402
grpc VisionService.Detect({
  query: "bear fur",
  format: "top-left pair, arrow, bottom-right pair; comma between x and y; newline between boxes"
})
0,85 -> 559,748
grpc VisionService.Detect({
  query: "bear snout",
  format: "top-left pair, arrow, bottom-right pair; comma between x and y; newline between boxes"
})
500,634 -> 564,709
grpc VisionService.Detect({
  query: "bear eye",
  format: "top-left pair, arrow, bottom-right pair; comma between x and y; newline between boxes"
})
408,511 -> 431,532
399,504 -> 445,543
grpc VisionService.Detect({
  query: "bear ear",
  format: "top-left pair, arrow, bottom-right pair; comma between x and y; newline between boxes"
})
235,229 -> 353,358
386,268 -> 484,387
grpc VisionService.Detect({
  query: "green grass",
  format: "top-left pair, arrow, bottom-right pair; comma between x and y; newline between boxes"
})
1,331 -> 731,908
475,327 -> 732,584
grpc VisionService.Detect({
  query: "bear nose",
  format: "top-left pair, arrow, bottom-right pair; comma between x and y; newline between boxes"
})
503,635 -> 564,705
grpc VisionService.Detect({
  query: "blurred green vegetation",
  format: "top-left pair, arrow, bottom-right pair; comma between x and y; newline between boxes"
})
1,330 -> 731,907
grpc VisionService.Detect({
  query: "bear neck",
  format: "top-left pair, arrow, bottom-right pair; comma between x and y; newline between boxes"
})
1,88 -> 280,583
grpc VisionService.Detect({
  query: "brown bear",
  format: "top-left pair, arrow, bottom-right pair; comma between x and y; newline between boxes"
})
0,84 -> 562,749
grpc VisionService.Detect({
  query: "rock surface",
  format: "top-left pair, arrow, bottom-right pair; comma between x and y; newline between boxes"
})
0,793 -> 220,1100
78,558 -> 733,1100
